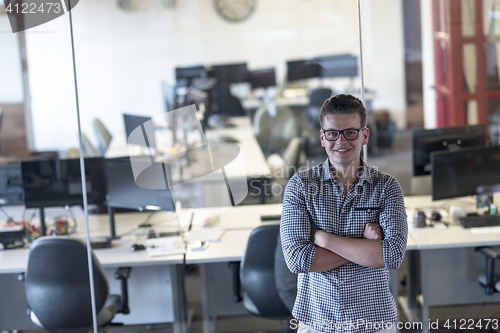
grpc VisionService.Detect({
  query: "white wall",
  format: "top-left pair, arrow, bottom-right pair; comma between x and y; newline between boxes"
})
421,0 -> 437,129
0,16 -> 24,103
361,0 -> 406,128
25,0 -> 406,152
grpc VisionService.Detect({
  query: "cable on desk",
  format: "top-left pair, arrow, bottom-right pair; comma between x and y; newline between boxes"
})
187,211 -> 194,231
138,211 -> 156,228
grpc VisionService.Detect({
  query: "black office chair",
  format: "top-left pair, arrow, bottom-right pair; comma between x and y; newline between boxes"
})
239,224 -> 294,333
302,88 -> 332,157
210,85 -> 245,118
21,237 -> 131,333
475,246 -> 500,295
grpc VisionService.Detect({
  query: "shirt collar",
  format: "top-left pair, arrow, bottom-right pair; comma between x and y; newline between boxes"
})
321,157 -> 374,185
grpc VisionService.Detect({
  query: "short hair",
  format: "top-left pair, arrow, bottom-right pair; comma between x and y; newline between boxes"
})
319,93 -> 367,128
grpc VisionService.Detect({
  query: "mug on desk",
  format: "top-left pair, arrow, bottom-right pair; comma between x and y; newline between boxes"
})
413,210 -> 427,228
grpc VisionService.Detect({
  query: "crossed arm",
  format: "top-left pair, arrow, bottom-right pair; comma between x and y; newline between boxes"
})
308,223 -> 385,272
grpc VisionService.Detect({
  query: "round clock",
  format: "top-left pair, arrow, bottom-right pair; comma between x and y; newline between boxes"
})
214,0 -> 256,22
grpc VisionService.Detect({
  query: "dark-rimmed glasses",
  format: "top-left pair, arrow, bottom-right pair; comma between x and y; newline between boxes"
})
321,127 -> 366,141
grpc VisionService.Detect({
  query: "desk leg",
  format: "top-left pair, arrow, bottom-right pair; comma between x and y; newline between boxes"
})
171,264 -> 187,333
200,264 -> 216,333
258,178 -> 268,204
406,250 -> 420,323
421,302 -> 430,333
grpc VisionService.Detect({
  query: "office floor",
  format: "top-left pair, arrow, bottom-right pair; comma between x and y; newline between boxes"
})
18,130 -> 500,332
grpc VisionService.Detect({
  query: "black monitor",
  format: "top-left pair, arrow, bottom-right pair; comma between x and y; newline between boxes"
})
207,63 -> 248,85
312,53 -> 358,78
175,65 -> 206,83
123,113 -> 156,149
248,68 -> 276,89
0,161 -> 24,206
431,145 -> 500,200
104,158 -> 175,212
21,158 -> 106,209
161,82 -> 176,112
286,59 -> 321,82
21,158 -> 106,235
412,124 -> 485,176
104,157 -> 175,239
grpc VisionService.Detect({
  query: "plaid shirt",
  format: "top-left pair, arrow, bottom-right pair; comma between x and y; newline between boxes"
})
280,159 -> 407,333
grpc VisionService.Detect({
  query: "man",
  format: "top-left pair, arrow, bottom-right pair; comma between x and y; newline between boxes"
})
280,94 -> 407,333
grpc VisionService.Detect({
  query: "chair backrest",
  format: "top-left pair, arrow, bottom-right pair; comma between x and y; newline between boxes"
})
282,137 -> 303,174
211,86 -> 245,117
81,133 -> 99,157
93,118 -> 112,155
309,88 -> 333,107
306,88 -> 333,130
240,224 -> 292,320
254,105 -> 300,155
25,237 -> 109,332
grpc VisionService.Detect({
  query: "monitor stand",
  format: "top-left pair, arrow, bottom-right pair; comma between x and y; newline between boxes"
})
107,205 -> 118,240
38,207 -> 46,236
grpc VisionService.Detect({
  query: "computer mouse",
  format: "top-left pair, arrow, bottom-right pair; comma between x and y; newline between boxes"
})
129,243 -> 146,252
431,212 -> 442,221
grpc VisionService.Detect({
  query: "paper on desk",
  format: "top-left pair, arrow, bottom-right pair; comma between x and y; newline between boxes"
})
469,226 -> 500,234
183,228 -> 224,242
0,225 -> 23,232
144,236 -> 186,257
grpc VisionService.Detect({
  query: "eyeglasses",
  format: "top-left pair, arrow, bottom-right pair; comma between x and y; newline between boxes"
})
321,127 -> 366,141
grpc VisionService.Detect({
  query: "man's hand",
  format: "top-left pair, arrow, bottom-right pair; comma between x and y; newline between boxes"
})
363,223 -> 382,240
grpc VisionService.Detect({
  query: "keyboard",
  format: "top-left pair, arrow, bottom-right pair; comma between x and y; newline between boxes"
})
460,215 -> 500,228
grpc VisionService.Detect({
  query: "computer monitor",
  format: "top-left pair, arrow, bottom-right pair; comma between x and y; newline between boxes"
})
123,113 -> 156,149
21,158 -> 106,235
207,63 -> 248,85
431,145 -> 500,201
104,157 -> 175,212
21,158 -> 106,209
0,161 -> 24,206
312,53 -> 358,78
175,65 -> 206,84
286,59 -> 321,82
248,68 -> 276,89
412,124 -> 485,176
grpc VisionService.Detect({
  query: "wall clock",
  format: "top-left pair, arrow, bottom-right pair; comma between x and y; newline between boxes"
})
214,0 -> 256,22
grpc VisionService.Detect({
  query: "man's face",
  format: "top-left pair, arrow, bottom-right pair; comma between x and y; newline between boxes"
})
319,113 -> 369,169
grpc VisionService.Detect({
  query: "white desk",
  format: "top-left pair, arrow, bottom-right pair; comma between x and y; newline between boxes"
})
185,196 -> 500,333
0,212 -> 187,333
184,203 -> 416,333
404,195 -> 500,333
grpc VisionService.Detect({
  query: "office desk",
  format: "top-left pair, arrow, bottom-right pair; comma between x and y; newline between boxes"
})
184,204 -> 417,333
404,195 -> 500,333
0,212 -> 187,333
186,196 -> 500,333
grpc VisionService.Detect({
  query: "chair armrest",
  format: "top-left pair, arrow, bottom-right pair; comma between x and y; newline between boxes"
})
114,267 -> 131,280
475,247 -> 500,295
475,246 -> 500,259
114,267 -> 132,314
